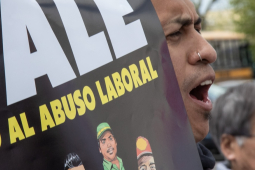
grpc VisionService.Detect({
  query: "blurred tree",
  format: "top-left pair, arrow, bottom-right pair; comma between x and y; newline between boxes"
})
191,0 -> 218,29
230,0 -> 255,39
231,0 -> 255,57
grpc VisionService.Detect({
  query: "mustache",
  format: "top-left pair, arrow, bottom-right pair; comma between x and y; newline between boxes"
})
107,147 -> 114,153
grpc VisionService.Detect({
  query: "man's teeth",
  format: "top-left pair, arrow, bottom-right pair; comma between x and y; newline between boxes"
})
107,147 -> 113,154
200,80 -> 212,86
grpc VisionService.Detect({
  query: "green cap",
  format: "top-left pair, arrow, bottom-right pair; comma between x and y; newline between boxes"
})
97,122 -> 111,139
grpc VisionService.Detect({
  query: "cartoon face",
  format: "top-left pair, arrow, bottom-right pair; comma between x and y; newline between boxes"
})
138,155 -> 156,170
99,131 -> 117,162
68,165 -> 85,170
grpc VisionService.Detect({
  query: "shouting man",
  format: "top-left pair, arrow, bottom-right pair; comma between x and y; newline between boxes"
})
151,0 -> 217,169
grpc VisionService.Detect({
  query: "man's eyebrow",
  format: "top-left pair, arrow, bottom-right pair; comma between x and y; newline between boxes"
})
168,17 -> 201,26
170,17 -> 192,26
194,17 -> 202,25
149,163 -> 155,166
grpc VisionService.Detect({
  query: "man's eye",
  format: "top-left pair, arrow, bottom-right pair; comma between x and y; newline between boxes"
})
166,30 -> 181,42
101,140 -> 105,144
139,166 -> 146,170
150,165 -> 156,170
168,31 -> 181,37
195,28 -> 201,34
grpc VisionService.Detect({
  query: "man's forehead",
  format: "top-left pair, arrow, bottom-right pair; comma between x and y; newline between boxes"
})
138,155 -> 154,166
100,131 -> 112,140
152,0 -> 198,26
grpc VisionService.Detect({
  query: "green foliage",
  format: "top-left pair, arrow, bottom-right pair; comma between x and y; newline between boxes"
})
231,0 -> 255,36
191,0 -> 218,30
231,0 -> 255,59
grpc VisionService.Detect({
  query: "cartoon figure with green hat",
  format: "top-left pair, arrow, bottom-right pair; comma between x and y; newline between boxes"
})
97,122 -> 125,170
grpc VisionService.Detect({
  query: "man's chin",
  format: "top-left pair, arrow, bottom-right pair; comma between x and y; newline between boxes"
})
188,111 -> 210,143
184,100 -> 211,142
105,155 -> 117,162
193,121 -> 209,143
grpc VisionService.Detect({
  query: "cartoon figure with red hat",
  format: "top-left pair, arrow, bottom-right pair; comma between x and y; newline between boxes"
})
136,136 -> 156,170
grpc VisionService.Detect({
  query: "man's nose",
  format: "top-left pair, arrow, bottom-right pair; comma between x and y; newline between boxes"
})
107,141 -> 111,147
188,32 -> 217,65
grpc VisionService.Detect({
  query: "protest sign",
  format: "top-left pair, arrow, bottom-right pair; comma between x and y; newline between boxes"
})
0,0 -> 203,169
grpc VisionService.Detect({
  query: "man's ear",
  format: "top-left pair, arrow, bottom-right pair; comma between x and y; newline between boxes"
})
220,134 -> 238,161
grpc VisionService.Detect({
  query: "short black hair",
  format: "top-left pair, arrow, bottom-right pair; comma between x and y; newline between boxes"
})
64,153 -> 83,170
210,82 -> 255,148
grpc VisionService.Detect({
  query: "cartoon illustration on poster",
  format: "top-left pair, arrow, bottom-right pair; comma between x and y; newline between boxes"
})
136,136 -> 156,170
97,122 -> 125,170
64,153 -> 86,170
0,0 -> 203,169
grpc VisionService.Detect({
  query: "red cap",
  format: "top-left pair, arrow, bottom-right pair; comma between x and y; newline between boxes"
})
136,136 -> 152,159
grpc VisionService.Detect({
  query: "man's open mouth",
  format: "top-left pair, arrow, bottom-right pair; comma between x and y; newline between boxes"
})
189,80 -> 212,108
107,147 -> 114,155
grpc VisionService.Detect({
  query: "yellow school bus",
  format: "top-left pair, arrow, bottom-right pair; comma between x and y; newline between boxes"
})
202,31 -> 254,82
